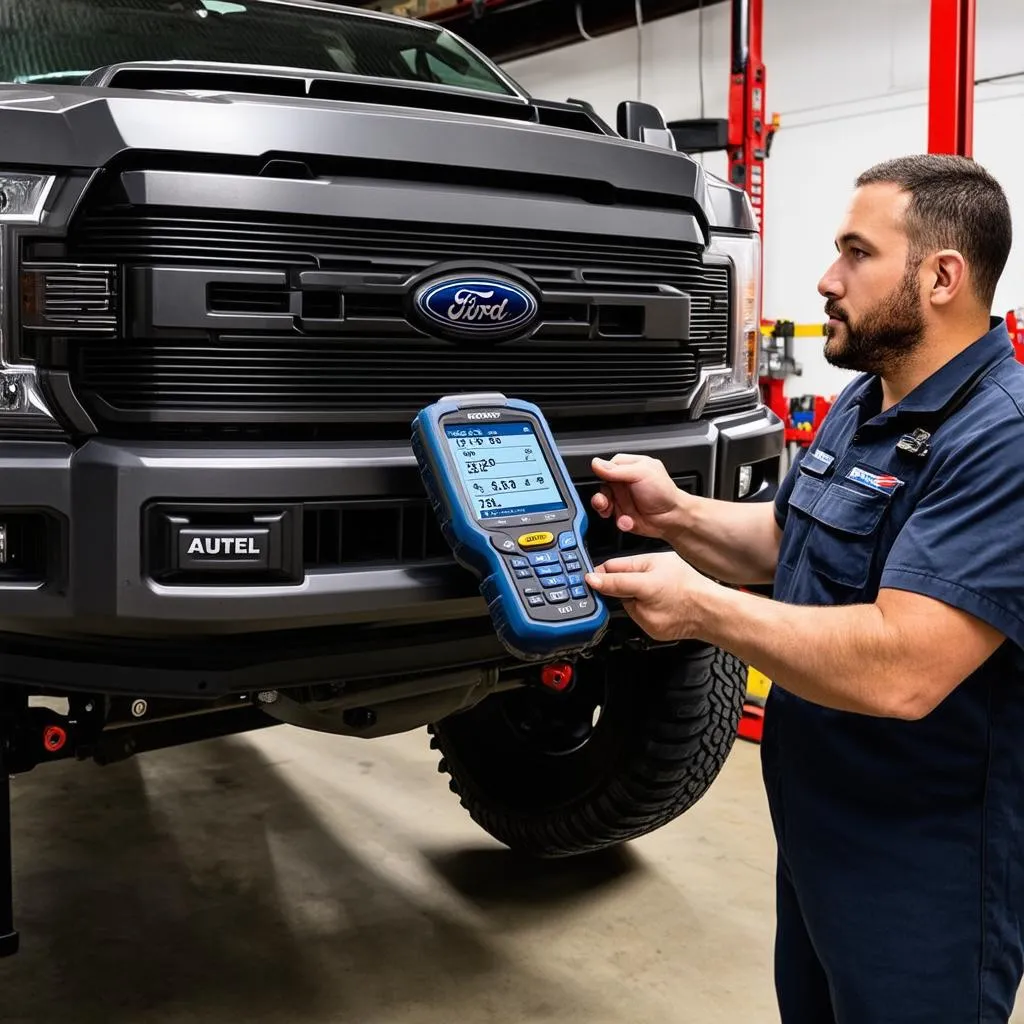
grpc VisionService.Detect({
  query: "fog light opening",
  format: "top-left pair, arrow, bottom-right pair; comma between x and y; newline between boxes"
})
737,464 -> 754,499
0,379 -> 21,411
0,513 -> 54,582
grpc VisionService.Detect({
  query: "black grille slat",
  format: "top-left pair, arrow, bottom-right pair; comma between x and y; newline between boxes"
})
77,340 -> 699,414
68,208 -> 728,286
73,213 -> 699,259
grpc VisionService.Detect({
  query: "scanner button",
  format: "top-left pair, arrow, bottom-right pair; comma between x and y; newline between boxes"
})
527,551 -> 559,566
570,585 -> 588,599
523,586 -> 542,596
518,531 -> 555,549
491,535 -> 517,553
564,560 -> 582,573
514,568 -> 533,580
545,589 -> 569,604
567,574 -> 583,587
509,557 -> 529,570
527,595 -> 545,608
558,532 -> 578,550
541,575 -> 568,589
535,564 -> 563,577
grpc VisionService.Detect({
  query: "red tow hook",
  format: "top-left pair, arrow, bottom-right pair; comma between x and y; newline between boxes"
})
540,662 -> 574,693
42,725 -> 68,754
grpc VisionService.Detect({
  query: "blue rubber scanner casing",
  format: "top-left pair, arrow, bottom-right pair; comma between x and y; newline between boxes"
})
412,393 -> 609,662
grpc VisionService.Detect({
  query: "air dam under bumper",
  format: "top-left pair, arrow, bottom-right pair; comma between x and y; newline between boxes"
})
0,407 -> 781,637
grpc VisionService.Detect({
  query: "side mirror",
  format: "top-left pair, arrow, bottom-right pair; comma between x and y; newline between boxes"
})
616,100 -> 677,150
667,117 -> 729,154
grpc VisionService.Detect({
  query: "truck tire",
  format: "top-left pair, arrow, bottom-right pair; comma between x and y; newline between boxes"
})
429,642 -> 746,858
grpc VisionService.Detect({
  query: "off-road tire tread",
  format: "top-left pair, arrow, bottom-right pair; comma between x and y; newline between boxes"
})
431,645 -> 747,858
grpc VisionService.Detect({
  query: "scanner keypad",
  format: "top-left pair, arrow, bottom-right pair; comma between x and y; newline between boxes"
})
502,531 -> 594,620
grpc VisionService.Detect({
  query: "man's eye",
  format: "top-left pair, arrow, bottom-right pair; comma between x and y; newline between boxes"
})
851,248 -> 868,259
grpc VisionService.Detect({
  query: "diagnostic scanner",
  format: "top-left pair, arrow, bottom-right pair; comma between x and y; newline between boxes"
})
412,393 -> 609,661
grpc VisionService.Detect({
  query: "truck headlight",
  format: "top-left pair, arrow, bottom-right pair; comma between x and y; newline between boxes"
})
0,174 -> 55,224
704,230 -> 761,408
0,172 -> 64,438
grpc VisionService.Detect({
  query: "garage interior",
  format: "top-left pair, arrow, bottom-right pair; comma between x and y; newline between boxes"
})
2,0 -> 1024,1021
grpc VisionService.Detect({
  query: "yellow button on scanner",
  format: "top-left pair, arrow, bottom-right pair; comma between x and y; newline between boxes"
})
517,531 -> 555,550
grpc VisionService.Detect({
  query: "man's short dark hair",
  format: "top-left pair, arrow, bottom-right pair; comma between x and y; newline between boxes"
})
855,154 -> 1012,309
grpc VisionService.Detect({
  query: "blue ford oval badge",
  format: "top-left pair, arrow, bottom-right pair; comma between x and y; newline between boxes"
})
414,275 -> 538,338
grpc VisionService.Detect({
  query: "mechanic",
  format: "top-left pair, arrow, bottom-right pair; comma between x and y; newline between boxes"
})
584,154 -> 1023,1023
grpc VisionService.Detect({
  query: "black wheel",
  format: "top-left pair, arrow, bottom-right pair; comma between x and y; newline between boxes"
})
429,642 -> 747,858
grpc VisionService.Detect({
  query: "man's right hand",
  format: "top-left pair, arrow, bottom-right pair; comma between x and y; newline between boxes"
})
590,454 -> 686,541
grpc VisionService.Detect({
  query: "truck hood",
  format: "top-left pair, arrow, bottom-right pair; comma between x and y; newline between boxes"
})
0,82 -> 752,232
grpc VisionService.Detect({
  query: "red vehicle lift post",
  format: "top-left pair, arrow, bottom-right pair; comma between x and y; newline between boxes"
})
727,0 -> 786,437
727,0 -> 776,241
928,0 -> 976,157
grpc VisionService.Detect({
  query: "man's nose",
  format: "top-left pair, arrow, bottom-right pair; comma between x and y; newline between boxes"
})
818,262 -> 844,299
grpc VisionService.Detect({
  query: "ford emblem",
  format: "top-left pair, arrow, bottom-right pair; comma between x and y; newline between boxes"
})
413,275 -> 539,338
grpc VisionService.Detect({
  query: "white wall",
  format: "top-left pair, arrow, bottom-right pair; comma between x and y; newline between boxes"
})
503,0 -> 1024,400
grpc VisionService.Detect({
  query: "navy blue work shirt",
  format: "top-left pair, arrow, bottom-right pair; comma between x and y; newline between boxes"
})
764,318 -> 1024,1006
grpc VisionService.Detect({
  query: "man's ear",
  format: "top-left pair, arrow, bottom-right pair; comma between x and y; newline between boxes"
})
927,249 -> 968,308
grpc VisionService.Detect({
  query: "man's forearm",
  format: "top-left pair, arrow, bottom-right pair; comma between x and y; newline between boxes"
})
695,585 -> 915,718
664,497 -> 780,587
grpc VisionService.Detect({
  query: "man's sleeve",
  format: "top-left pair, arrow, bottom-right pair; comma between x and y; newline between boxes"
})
880,418 -> 1024,651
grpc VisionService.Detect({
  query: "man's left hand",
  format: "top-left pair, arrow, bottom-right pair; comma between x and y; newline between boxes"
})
585,551 -> 716,642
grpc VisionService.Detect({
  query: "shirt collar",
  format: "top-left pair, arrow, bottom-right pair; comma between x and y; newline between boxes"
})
856,317 -> 1013,428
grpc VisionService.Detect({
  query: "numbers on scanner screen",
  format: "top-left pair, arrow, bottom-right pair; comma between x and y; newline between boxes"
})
456,437 -> 504,449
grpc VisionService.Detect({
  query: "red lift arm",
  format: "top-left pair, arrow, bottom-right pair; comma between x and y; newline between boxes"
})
727,0 -> 777,244
928,0 -> 976,156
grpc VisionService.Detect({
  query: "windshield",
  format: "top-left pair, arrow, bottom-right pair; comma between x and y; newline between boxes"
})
0,0 -> 515,96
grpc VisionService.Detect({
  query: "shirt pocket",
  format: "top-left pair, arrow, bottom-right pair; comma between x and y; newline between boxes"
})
788,471 -> 893,590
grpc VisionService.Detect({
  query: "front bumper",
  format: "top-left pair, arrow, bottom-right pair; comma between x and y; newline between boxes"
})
0,407 -> 782,640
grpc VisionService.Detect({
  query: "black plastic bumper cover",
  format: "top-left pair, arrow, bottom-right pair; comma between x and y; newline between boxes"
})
0,406 -> 782,648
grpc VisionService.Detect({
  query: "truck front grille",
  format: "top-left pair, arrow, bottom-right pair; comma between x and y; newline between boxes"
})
36,206 -> 731,438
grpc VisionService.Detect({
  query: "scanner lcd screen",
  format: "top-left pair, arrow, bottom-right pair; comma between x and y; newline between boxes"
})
444,421 -> 568,520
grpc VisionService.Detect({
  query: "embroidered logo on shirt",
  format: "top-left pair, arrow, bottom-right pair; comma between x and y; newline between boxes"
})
809,449 -> 835,469
846,465 -> 904,495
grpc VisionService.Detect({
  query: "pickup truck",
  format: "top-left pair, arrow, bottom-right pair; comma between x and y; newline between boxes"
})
0,0 -> 783,955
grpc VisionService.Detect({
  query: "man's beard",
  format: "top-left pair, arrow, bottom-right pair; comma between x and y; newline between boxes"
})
823,267 -> 925,375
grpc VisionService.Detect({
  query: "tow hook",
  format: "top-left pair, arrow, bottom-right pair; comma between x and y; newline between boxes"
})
538,661 -> 574,693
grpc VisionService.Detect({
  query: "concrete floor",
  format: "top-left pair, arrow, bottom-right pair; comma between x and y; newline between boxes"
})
1,724 -> 1021,1024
